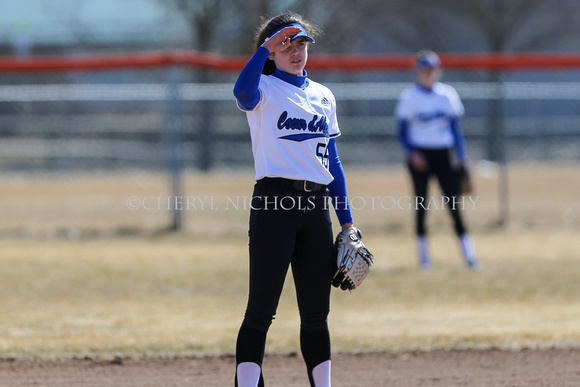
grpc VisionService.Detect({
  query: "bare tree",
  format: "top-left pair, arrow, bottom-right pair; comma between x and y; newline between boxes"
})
158,0 -> 318,54
309,0 -> 580,54
158,0 -> 227,52
442,0 -> 577,52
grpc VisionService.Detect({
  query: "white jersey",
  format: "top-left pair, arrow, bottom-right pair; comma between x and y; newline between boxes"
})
238,75 -> 341,185
395,82 -> 464,149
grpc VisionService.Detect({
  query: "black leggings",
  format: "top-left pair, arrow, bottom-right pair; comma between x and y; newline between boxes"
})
408,148 -> 467,237
235,177 -> 335,386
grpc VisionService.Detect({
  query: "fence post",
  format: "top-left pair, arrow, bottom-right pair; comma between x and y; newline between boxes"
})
487,73 -> 508,226
198,70 -> 214,172
166,65 -> 184,231
199,98 -> 214,171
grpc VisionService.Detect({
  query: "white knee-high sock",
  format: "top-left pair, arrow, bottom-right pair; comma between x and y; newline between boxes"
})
417,236 -> 430,264
312,360 -> 331,387
236,362 -> 261,387
459,233 -> 477,262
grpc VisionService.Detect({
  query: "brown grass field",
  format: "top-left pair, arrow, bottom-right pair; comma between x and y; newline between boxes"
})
0,163 -> 579,385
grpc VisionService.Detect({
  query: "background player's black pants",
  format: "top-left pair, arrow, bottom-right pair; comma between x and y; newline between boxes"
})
408,148 -> 467,237
235,178 -> 335,386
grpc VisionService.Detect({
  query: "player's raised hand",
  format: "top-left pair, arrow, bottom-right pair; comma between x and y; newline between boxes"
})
261,26 -> 302,53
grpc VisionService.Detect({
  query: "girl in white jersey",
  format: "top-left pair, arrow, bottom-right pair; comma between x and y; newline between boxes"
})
395,50 -> 480,272
233,13 -> 355,387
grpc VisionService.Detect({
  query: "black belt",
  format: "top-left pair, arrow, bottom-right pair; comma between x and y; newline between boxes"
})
292,180 -> 326,192
259,177 -> 326,192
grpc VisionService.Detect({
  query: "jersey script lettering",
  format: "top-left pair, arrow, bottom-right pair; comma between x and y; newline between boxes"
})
277,111 -> 329,134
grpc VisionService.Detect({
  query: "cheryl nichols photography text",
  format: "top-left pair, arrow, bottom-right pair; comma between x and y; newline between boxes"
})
126,195 -> 480,212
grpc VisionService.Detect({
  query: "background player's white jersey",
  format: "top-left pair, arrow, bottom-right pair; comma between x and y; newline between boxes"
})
239,75 -> 341,185
395,82 -> 464,149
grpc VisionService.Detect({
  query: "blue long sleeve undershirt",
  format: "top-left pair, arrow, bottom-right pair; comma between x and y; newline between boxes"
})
327,138 -> 353,225
450,117 -> 467,162
233,46 -> 269,110
397,119 -> 413,157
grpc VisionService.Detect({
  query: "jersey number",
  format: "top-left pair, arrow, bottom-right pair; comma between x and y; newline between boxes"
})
316,142 -> 329,169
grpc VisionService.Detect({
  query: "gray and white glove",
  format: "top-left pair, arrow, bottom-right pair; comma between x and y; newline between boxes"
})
332,227 -> 374,291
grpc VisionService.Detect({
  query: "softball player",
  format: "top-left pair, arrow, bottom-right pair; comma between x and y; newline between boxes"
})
395,50 -> 480,271
233,13 -> 353,387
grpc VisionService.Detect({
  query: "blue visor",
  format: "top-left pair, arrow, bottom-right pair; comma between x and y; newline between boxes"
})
416,53 -> 441,69
267,23 -> 315,43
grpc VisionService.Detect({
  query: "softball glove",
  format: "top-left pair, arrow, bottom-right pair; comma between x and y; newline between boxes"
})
455,164 -> 473,194
332,227 -> 374,291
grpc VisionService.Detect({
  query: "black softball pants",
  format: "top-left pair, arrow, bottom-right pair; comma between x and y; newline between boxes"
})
235,177 -> 335,386
408,148 -> 467,237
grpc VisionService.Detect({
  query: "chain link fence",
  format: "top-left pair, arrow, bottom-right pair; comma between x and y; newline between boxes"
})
1,71 -> 579,170
0,65 -> 578,236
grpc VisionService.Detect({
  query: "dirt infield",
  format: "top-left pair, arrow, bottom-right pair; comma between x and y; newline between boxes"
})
2,348 -> 580,386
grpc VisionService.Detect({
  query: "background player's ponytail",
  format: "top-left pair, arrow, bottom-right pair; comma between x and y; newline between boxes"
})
254,12 -> 319,75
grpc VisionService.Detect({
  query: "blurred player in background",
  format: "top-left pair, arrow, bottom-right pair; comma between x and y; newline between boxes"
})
233,12 -> 354,387
395,50 -> 481,271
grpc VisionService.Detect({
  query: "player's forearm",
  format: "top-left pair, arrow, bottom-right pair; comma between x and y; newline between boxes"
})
450,117 -> 468,162
397,119 -> 414,156
327,139 -> 354,226
233,46 -> 269,110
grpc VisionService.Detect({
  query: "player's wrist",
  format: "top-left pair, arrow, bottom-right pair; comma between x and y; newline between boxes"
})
341,222 -> 353,231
